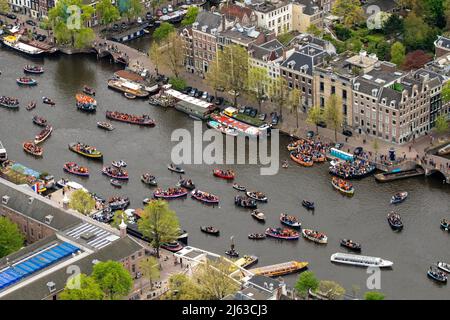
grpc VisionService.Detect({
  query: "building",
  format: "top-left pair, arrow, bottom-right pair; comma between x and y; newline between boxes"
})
251,1 -> 292,36
217,25 -> 270,49
434,36 -> 450,58
292,0 -> 324,33
223,275 -> 288,300
220,3 -> 258,27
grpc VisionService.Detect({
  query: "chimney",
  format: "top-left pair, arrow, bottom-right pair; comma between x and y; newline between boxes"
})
119,219 -> 127,238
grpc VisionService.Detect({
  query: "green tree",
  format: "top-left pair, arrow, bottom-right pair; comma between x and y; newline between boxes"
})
110,210 -> 129,229
181,6 -> 199,26
137,199 -> 180,258
96,0 -> 120,26
169,77 -> 186,91
0,216 -> 24,258
92,260 -> 133,300
205,57 -> 225,98
435,114 -> 449,134
287,88 -> 302,128
269,76 -> 290,119
382,14 -> 404,36
69,189 -> 95,215
159,31 -> 185,79
150,0 -> 161,15
317,280 -> 346,300
307,24 -> 322,37
149,42 -> 162,75
153,22 -> 175,43
138,256 -> 160,290
332,0 -> 365,28
390,42 -> 406,66
403,12 -> 433,50
307,105 -> 324,134
0,0 -> 9,13
294,271 -> 319,298
124,0 -> 143,22
324,94 -> 343,141
442,81 -> 450,103
364,291 -> 385,300
162,274 -> 204,300
248,66 -> 270,112
59,274 -> 104,300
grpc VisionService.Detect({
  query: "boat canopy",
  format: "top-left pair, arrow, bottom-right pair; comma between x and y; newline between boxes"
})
330,148 -> 354,162
165,89 -> 214,110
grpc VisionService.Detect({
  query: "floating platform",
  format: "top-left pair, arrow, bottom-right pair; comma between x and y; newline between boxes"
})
249,260 -> 308,277
374,167 -> 425,182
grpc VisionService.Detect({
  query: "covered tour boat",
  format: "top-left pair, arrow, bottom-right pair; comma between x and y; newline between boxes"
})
331,177 -> 354,196
106,110 -> 155,126
280,213 -> 301,228
200,226 -> 220,236
68,142 -> 103,159
34,125 -> 52,144
16,77 -> 37,86
191,189 -> 219,204
153,187 -> 188,199
213,169 -> 235,180
302,229 -> 328,244
265,227 -> 300,240
23,141 -> 43,157
63,162 -> 89,177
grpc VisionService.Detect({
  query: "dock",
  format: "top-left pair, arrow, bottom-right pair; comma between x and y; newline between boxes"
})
249,260 -> 308,277
374,167 -> 425,182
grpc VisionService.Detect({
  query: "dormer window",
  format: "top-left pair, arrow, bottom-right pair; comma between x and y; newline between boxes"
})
47,282 -> 56,293
2,195 -> 9,205
44,215 -> 53,225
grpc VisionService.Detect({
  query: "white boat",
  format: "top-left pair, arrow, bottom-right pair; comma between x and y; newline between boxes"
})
330,252 -> 393,268
2,35 -> 45,55
0,141 -> 7,162
438,144 -> 450,156
438,261 -> 450,273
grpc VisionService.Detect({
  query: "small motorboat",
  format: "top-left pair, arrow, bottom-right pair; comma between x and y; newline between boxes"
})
280,213 -> 301,228
102,166 -> 129,180
441,218 -> 450,231
168,163 -> 185,174
340,239 -> 362,252
387,211 -> 403,230
225,237 -> 239,257
213,168 -> 235,180
265,227 -> 300,240
246,191 -> 268,202
124,92 -> 137,99
191,189 -> 219,204
69,142 -> 103,159
112,160 -> 127,168
331,177 -> 354,196
63,162 -> 89,177
110,179 -> 122,188
23,141 -> 43,157
427,266 -> 447,283
235,255 -> 259,269
302,229 -> 328,244
248,233 -> 266,240
83,85 -> 96,96
282,160 -> 289,168
437,261 -> 450,273
97,121 -> 114,131
32,115 -> 47,127
26,101 -> 36,111
16,77 -> 37,86
153,187 -> 188,199
232,183 -> 246,192
235,195 -> 257,209
177,178 -> 195,190
302,200 -> 315,210
24,65 -> 44,74
390,191 -> 408,204
34,125 -> 53,144
42,97 -> 55,105
141,173 -> 158,186
251,209 -> 266,222
200,226 -> 220,236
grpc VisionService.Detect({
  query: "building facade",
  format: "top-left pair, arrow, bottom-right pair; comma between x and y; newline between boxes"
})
252,1 -> 292,36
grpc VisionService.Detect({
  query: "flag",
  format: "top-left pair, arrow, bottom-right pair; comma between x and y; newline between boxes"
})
31,182 -> 39,193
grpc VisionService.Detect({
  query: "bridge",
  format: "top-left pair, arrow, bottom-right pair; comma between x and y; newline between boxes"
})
417,154 -> 450,184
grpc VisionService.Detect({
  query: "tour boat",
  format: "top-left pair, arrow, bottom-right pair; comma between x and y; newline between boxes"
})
102,166 -> 129,180
441,218 -> 450,231
427,266 -> 447,283
83,85 -> 95,96
177,179 -> 195,190
34,125 -> 52,144
248,233 -> 266,240
16,77 -> 37,86
106,110 -> 155,126
76,93 -> 97,112
153,187 -> 188,199
26,101 -> 36,111
390,191 -> 408,204
302,200 -> 315,210
22,141 -> 43,157
235,255 -> 259,269
290,151 -> 313,167
280,213 -> 301,228
110,179 -> 122,188
331,177 -> 354,196
191,189 -> 219,204
213,168 -> 235,180
68,142 -> 103,159
232,183 -> 246,192
246,191 -> 268,202
168,163 -> 184,173
97,121 -> 114,131
251,209 -> 266,222
387,211 -> 403,230
437,261 -> 450,273
108,196 -> 130,211
235,195 -> 257,209
63,162 -> 89,177
141,173 -> 158,186
0,96 -> 19,109
24,65 -> 44,74
340,239 -> 361,252
32,115 -> 47,127
302,229 -> 328,244
265,227 -> 300,240
200,226 -> 220,236
330,252 -> 393,268
42,97 -> 55,105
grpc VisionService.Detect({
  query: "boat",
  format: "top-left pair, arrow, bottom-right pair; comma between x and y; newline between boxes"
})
0,96 -> 19,109
177,229 -> 189,244
26,101 -> 36,111
331,177 -> 354,196
2,35 -> 45,56
34,125 -> 52,144
235,195 -> 257,209
22,141 -> 43,157
213,168 -> 235,180
437,262 -> 450,273
390,191 -> 408,204
107,78 -> 150,98
83,85 -> 95,96
438,144 -> 450,156
124,92 -> 136,99
290,151 -> 313,167
340,239 -> 361,252
32,115 -> 47,127
374,168 -> 425,182
141,173 -> 158,186
168,163 -> 184,173
56,178 -> 69,189
302,200 -> 315,210
250,261 -> 309,277
106,110 -> 155,126
111,160 -> 127,168
441,218 -> 450,231
302,229 -> 328,244
280,213 -> 301,228
42,97 -> 55,105
160,241 -> 183,253
225,237 -> 239,257
232,183 -> 246,192
282,160 -> 289,168
248,233 -> 266,240
68,142 -> 103,159
330,252 -> 393,268
200,226 -> 220,236
97,121 -> 114,131
191,189 -> 219,204
24,65 -> 44,74
16,77 -> 37,86
265,227 -> 300,240
76,93 -> 97,112
246,191 -> 268,202
102,166 -> 129,180
153,187 -> 188,199
251,209 -> 266,222
427,266 -> 447,283
387,211 -> 403,230
0,141 -> 7,162
108,196 -> 130,211
235,255 -> 258,269
177,179 -> 195,190
63,162 -> 89,177
207,120 -> 239,137
110,179 -> 122,188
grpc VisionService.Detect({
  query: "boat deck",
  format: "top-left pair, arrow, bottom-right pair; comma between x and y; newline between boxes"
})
210,113 -> 261,136
250,260 -> 308,277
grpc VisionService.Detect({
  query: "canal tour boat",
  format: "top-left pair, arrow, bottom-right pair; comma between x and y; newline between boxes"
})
251,209 -> 266,222
0,96 -> 19,109
191,189 -> 219,204
387,211 -> 403,230
290,151 -> 314,167
235,255 -> 259,269
26,101 -> 36,111
235,195 -> 257,209
200,226 -> 220,236
340,239 -> 362,252
32,115 -> 47,127
441,218 -> 450,231
141,173 -> 158,186
63,162 -> 89,177
265,227 -> 300,240
390,191 -> 408,204
23,141 -> 43,157
106,111 -> 155,126
437,261 -> 450,273
68,142 -> 103,159
246,191 -> 268,202
427,266 -> 447,283
168,163 -> 184,173
330,253 -> 393,268
248,233 -> 266,240
97,121 -> 114,131
177,179 -> 195,190
76,93 -> 97,112
331,177 -> 354,196
42,97 -> 55,105
16,77 -> 37,86
34,125 -> 52,144
213,169 -> 235,180
102,166 -> 129,180
280,213 -> 301,228
24,65 -> 44,74
302,229 -> 328,244
302,200 -> 315,210
153,187 -> 188,199
232,183 -> 246,192
0,141 -> 8,162
250,261 -> 309,277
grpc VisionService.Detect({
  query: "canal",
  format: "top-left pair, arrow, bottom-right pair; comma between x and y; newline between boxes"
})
0,48 -> 449,299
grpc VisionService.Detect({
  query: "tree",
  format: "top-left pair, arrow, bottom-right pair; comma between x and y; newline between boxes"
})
307,24 -> 322,37
59,274 -> 104,300
287,88 -> 302,128
162,274 -> 204,300
110,210 -> 129,229
317,280 -> 346,300
153,22 -> 175,43
435,114 -> 449,134
295,271 -> 319,298
169,77 -> 186,91
181,6 -> 199,27
137,199 -> 180,258
269,76 -> 290,119
124,0 -> 143,22
364,291 -> 385,300
149,42 -> 162,75
92,260 -> 133,300
0,0 -> 9,13
390,42 -> 406,66
150,0 -> 161,15
307,105 -> 323,134
0,217 -> 24,258
205,57 -> 225,98
248,66 -> 270,112
403,12 -> 433,50
401,50 -> 432,70
138,257 -> 160,290
69,189 -> 95,215
332,0 -> 365,28
159,31 -> 185,79
324,94 -> 343,141
442,81 -> 450,103
382,14 -> 404,36
96,0 -> 120,26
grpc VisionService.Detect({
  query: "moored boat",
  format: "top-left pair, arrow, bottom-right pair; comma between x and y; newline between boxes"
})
108,196 -> 130,210
141,173 -> 158,186
387,211 -> 403,230
265,227 -> 300,240
248,233 -> 266,240
290,151 -> 313,167
168,163 -> 184,173
191,189 -> 219,204
97,121 -> 114,131
437,261 -> 450,273
68,142 -> 103,159
24,65 -> 44,74
302,200 -> 315,210
390,191 -> 408,204
331,177 -> 354,196
280,213 -> 301,228
22,141 -> 43,157
106,110 -> 155,126
235,195 -> 257,209
232,183 -> 246,192
234,255 -> 258,269
0,96 -> 19,109
302,229 -> 328,244
427,266 -> 447,283
32,115 -> 47,127
246,191 -> 268,202
34,125 -> 52,144
124,92 -> 136,99
207,120 -> 239,137
250,261 -> 309,277
200,226 -> 220,236
63,162 -> 89,177
340,239 -> 361,252
330,252 -> 393,268
251,209 -> 266,222
213,168 -> 235,180
160,241 -> 183,252
26,101 -> 36,111
438,144 -> 450,156
153,187 -> 188,199
16,77 -> 37,86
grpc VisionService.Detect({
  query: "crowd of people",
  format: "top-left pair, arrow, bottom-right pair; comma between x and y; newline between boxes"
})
103,166 -> 129,178
288,138 -> 328,163
154,187 -> 187,197
329,158 -> 376,179
0,96 -> 19,106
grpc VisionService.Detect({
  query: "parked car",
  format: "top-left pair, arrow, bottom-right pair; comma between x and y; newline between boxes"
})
189,88 -> 197,96
249,108 -> 257,118
156,9 -> 163,17
307,130 -> 315,139
244,106 -> 252,115
121,22 -> 127,29
112,23 -> 119,31
206,95 -> 215,103
342,128 -> 353,137
167,4 -> 173,12
183,86 -> 192,94
317,120 -> 327,128
194,90 -> 203,98
335,143 -> 344,150
271,113 -> 279,126
215,97 -> 224,105
162,7 -> 168,14
137,17 -> 143,24
6,13 -> 16,19
258,113 -> 266,121
201,91 -> 209,100
238,106 -> 246,114
26,20 -> 36,26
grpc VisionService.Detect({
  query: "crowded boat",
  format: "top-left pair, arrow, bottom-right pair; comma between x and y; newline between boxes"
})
34,125 -> 52,144
102,165 -> 129,180
251,209 -> 266,222
213,169 -> 235,180
191,189 -> 219,204
290,150 -> 313,167
265,227 -> 300,240
340,239 -> 361,252
235,195 -> 257,209
246,191 -> 268,202
200,226 -> 220,236
106,110 -> 155,126
108,196 -> 130,210
177,178 -> 195,190
329,158 -> 376,179
0,96 -> 19,109
141,173 -> 158,186
22,141 -> 43,157
280,213 -> 301,228
331,177 -> 354,196
390,191 -> 408,204
68,142 -> 103,159
76,93 -> 97,112
427,266 -> 447,283
16,77 -> 37,86
23,65 -> 44,74
302,229 -> 328,244
387,211 -> 403,230
63,162 -> 89,177
287,138 -> 327,163
153,187 -> 188,199
32,115 -> 47,127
